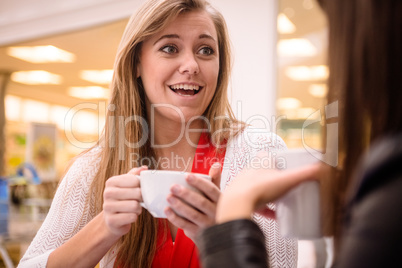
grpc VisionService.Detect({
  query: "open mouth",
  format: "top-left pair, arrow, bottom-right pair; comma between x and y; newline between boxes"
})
169,84 -> 203,96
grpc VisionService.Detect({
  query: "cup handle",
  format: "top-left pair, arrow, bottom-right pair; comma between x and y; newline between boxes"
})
136,175 -> 147,209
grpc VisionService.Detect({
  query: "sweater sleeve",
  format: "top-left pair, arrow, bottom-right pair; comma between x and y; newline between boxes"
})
198,219 -> 268,268
18,147 -> 101,268
220,127 -> 297,268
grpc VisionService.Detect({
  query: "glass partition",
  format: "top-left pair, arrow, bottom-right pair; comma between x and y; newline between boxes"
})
277,0 -> 328,150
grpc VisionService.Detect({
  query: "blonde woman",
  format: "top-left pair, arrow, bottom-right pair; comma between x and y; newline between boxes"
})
18,0 -> 296,267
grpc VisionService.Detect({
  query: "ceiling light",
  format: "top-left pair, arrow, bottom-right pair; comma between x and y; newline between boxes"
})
277,98 -> 302,110
68,86 -> 110,99
285,65 -> 329,81
278,13 -> 296,34
7,45 -> 76,63
309,84 -> 328,97
11,70 -> 62,85
278,38 -> 317,57
80,70 -> 114,84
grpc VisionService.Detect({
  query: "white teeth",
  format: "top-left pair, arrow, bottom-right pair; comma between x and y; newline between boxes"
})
170,84 -> 200,91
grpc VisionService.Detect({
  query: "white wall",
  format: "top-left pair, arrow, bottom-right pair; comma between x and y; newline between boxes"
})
211,0 -> 278,128
0,0 -> 146,46
0,0 -> 278,128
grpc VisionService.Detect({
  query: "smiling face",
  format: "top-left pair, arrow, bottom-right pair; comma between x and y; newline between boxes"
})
138,10 -> 219,125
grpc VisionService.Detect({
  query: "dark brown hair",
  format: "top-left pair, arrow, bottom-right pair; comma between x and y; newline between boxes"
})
319,0 -> 402,247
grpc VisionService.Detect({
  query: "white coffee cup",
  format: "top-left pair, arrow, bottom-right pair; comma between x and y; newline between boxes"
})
137,170 -> 211,218
275,149 -> 322,239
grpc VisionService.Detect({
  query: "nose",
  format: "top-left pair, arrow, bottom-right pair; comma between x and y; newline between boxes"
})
179,52 -> 199,75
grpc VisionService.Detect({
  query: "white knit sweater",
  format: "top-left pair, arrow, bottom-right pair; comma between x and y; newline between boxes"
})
18,127 -> 297,268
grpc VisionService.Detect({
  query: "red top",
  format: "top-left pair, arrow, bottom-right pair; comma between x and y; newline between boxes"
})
151,132 -> 226,268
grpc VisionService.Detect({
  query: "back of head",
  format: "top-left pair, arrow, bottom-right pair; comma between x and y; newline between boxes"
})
322,0 -> 402,139
318,0 -> 402,241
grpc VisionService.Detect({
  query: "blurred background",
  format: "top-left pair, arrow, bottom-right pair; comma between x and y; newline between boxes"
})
0,0 -> 328,267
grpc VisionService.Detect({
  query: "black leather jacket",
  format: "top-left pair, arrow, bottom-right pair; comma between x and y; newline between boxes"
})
198,134 -> 402,268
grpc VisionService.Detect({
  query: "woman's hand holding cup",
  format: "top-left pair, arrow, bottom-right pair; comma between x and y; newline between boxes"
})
165,163 -> 222,242
102,166 -> 147,237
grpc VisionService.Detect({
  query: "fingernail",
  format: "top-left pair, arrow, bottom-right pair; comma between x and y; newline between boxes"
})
171,184 -> 181,194
165,208 -> 172,216
212,162 -> 221,169
187,175 -> 195,182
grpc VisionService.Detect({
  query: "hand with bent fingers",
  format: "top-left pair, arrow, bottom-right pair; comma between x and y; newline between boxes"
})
165,163 -> 221,242
215,163 -> 323,224
102,166 -> 147,238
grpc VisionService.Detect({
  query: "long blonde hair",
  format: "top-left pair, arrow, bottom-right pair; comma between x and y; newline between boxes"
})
89,0 -> 243,267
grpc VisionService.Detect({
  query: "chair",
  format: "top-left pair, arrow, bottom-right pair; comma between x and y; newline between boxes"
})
0,178 -> 14,268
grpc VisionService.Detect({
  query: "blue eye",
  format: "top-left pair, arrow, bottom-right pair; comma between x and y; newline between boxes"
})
160,45 -> 178,54
199,47 -> 214,55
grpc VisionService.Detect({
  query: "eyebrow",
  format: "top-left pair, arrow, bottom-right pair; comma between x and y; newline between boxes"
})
199,34 -> 216,42
153,34 -> 216,45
